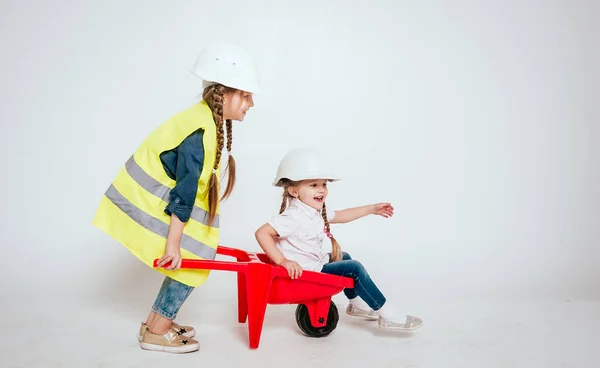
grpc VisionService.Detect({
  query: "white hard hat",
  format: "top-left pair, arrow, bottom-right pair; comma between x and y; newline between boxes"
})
190,42 -> 260,93
273,148 -> 340,187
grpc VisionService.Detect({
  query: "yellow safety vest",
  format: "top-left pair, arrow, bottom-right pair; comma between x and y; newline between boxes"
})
92,100 -> 220,287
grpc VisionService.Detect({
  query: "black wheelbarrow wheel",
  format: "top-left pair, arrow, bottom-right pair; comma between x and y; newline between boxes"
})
295,301 -> 339,337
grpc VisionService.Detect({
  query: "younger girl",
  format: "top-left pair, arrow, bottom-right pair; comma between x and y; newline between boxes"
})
255,148 -> 422,330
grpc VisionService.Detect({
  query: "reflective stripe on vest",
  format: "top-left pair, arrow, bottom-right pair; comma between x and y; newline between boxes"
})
124,155 -> 219,228
104,184 -> 217,260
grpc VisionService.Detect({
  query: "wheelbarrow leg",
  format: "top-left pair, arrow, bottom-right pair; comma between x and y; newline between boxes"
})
245,264 -> 272,349
237,272 -> 248,323
305,297 -> 331,328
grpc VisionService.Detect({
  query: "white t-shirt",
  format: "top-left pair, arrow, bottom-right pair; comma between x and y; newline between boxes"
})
268,198 -> 336,271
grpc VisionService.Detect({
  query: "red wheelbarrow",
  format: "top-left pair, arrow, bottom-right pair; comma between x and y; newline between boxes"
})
154,245 -> 353,349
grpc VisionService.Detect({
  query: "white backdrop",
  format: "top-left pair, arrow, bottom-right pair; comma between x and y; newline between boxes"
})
1,0 -> 598,309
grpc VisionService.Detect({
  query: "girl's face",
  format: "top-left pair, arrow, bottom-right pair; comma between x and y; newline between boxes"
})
223,90 -> 254,121
289,179 -> 329,210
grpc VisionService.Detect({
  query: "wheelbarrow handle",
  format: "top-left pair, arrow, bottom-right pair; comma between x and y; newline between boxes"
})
153,245 -> 353,289
153,258 -> 247,272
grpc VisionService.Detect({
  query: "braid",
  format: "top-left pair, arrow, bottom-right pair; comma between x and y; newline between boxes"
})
322,203 -> 342,262
279,180 -> 294,214
279,191 -> 291,214
203,84 -> 227,226
211,85 -> 226,172
226,119 -> 233,153
222,119 -> 236,200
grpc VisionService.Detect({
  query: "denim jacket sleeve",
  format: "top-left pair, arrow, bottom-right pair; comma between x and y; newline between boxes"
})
163,129 -> 205,222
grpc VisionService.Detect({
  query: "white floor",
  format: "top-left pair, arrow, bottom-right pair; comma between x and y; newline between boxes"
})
2,289 -> 598,368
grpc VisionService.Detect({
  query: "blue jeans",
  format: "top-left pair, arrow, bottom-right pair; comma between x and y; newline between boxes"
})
320,252 -> 386,310
151,276 -> 194,320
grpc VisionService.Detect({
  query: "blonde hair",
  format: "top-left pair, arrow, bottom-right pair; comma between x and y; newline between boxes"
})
279,179 -> 343,262
202,84 -> 238,226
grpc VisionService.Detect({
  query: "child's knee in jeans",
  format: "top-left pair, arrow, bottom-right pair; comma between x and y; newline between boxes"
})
343,259 -> 362,272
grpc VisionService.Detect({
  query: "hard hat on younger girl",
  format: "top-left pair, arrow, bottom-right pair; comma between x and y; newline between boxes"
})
273,148 -> 340,187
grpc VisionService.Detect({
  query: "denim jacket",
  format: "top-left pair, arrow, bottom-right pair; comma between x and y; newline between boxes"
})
160,129 -> 205,222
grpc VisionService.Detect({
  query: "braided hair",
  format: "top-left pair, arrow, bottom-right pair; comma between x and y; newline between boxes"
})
202,84 -> 238,226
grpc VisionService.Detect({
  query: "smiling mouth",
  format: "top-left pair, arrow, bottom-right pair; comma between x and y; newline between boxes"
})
314,196 -> 324,202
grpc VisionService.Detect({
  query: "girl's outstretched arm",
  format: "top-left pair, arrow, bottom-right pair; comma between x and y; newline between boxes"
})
330,203 -> 394,224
